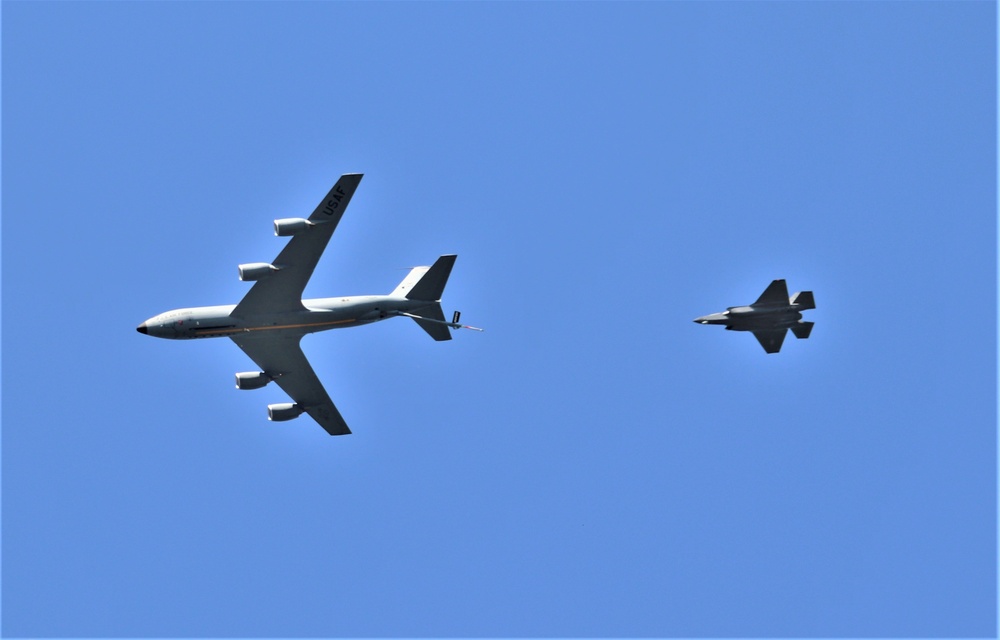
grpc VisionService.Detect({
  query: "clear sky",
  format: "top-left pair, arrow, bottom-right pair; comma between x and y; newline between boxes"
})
2,2 -> 996,637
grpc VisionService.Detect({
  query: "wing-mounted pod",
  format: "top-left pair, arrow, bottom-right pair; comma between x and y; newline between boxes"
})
238,262 -> 281,281
268,403 -> 304,422
274,218 -> 316,237
235,371 -> 272,390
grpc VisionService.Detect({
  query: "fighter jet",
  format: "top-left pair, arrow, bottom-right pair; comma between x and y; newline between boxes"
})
137,173 -> 482,435
694,279 -> 815,354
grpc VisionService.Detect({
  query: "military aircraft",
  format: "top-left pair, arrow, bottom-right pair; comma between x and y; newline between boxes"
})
694,280 -> 815,354
137,173 -> 481,435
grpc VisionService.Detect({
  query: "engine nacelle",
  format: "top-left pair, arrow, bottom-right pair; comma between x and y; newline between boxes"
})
238,262 -> 278,281
268,403 -> 304,422
235,371 -> 271,390
274,218 -> 313,237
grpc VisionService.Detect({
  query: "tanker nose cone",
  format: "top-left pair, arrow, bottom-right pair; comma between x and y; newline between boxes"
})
137,322 -> 149,335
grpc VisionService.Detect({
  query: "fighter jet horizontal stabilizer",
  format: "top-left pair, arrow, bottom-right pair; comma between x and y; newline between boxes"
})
791,321 -> 814,339
791,291 -> 815,310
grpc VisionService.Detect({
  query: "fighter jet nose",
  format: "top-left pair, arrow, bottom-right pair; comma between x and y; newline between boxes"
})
695,313 -> 726,324
137,322 -> 149,335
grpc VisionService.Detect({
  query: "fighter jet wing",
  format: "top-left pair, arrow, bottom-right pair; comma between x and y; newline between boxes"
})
752,329 -> 787,354
230,332 -> 351,435
232,173 -> 364,317
753,279 -> 790,306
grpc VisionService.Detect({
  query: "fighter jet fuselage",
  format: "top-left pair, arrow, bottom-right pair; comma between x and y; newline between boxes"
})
695,280 -> 815,353
695,306 -> 805,331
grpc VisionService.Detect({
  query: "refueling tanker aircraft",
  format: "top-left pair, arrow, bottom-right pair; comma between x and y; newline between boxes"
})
137,173 -> 482,435
694,279 -> 815,354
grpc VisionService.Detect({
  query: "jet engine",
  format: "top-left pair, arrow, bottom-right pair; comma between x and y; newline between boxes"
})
268,403 -> 304,422
235,371 -> 271,390
238,262 -> 278,281
274,218 -> 313,236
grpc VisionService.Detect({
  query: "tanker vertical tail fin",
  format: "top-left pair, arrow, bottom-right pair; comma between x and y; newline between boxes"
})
391,255 -> 457,301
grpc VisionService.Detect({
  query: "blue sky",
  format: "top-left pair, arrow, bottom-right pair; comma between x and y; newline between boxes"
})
2,2 -> 996,637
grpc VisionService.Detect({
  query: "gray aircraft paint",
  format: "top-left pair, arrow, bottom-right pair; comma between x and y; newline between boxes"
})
694,279 -> 815,354
137,174 -> 481,435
